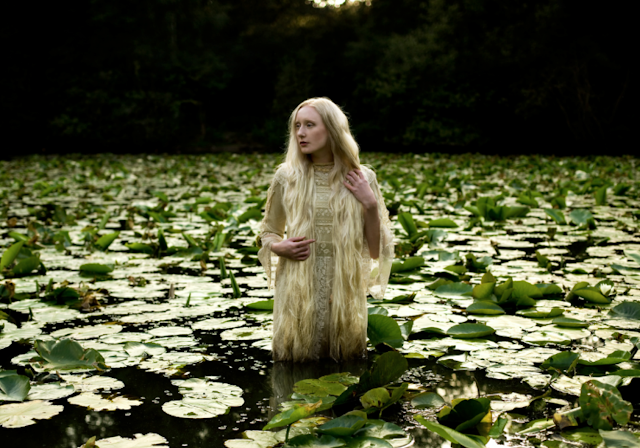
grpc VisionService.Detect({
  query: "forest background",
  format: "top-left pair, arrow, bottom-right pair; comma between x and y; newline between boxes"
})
2,0 -> 635,155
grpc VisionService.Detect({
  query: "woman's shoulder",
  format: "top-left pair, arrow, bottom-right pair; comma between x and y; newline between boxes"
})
359,165 -> 378,184
272,164 -> 292,185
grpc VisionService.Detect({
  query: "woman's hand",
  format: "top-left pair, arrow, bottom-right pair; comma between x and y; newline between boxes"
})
344,169 -> 377,210
271,236 -> 316,261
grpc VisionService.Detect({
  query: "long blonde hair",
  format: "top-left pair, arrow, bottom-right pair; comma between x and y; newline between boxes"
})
271,97 -> 369,361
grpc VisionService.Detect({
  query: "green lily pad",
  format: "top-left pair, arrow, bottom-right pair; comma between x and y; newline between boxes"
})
552,317 -> 590,328
367,314 -> 404,348
263,401 -> 322,430
294,379 -> 348,398
599,429 -> 640,448
79,263 -> 114,274
428,218 -> 458,228
517,307 -> 564,319
466,301 -> 505,315
0,371 -> 30,402
434,283 -> 473,299
414,416 -> 486,448
540,352 -> 580,374
610,302 -> 640,320
579,380 -> 632,430
245,300 -> 274,311
410,392 -> 445,410
317,411 -> 368,437
33,339 -> 108,371
447,324 -> 495,339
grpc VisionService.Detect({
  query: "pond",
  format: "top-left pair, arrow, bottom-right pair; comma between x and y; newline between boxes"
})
0,153 -> 639,448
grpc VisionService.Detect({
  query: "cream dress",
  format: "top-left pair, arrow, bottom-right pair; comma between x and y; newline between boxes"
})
258,163 -> 394,362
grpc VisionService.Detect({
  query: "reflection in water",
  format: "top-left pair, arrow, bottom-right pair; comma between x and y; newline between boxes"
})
268,358 -> 367,418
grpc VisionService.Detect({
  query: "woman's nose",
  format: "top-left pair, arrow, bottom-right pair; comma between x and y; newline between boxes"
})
297,127 -> 305,137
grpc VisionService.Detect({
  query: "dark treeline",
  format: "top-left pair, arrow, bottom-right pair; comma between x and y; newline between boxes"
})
3,0 -> 634,154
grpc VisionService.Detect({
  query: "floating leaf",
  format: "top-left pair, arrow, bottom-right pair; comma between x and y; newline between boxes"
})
0,241 -> 25,271
89,433 -> 169,447
447,324 -> 495,339
317,411 -> 368,437
33,339 -> 108,371
552,317 -> 589,328
434,282 -> 473,298
414,416 -> 486,448
68,393 -> 142,411
599,429 -> 640,448
579,380 -> 632,430
245,300 -> 274,311
428,218 -> 458,228
0,400 -> 64,428
367,315 -> 404,348
94,232 -> 120,251
390,257 -> 424,273
0,371 -> 30,401
411,392 -> 445,410
79,263 -> 114,275
544,208 -> 566,225
263,401 -> 322,430
610,302 -> 640,320
466,301 -> 505,315
540,352 -> 580,374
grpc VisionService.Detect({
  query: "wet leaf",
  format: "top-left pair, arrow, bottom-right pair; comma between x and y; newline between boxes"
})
286,434 -> 346,447
0,371 -> 31,401
610,302 -> 640,320
552,317 -> 589,328
466,301 -> 505,315
579,380 -> 632,430
540,352 -> 580,374
68,393 -> 142,411
263,401 -> 322,430
434,282 -> 473,298
599,429 -> 640,448
414,416 -> 486,448
390,257 -> 424,273
544,209 -> 566,225
245,300 -> 274,311
0,400 -> 64,428
79,263 -> 114,275
33,339 -> 108,371
410,392 -> 445,410
367,315 -> 404,348
428,218 -> 457,228
94,232 -> 120,251
86,432 -> 169,447
294,379 -> 348,398
0,241 -> 25,271
447,323 -> 495,339
317,411 -> 368,437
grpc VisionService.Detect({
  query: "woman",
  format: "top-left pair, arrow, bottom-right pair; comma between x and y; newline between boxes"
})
258,97 -> 394,362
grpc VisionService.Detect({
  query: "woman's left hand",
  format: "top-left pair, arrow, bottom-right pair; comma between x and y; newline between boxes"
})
344,169 -> 377,210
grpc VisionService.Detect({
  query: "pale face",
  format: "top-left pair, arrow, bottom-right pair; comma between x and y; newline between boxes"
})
295,106 -> 333,163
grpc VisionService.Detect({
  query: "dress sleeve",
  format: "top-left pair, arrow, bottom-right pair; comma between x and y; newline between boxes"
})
258,175 -> 286,289
365,169 -> 395,300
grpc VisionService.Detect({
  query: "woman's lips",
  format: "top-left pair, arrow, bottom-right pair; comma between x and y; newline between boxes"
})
300,142 -> 308,146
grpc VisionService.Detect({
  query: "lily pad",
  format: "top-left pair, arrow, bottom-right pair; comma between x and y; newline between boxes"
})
85,433 -> 169,447
434,283 -> 473,299
610,302 -> 640,320
33,339 -> 108,371
447,324 -> 495,339
68,392 -> 142,411
0,399 -> 64,428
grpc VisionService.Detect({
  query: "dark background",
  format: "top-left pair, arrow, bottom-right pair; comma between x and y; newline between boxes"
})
2,0 -> 635,155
